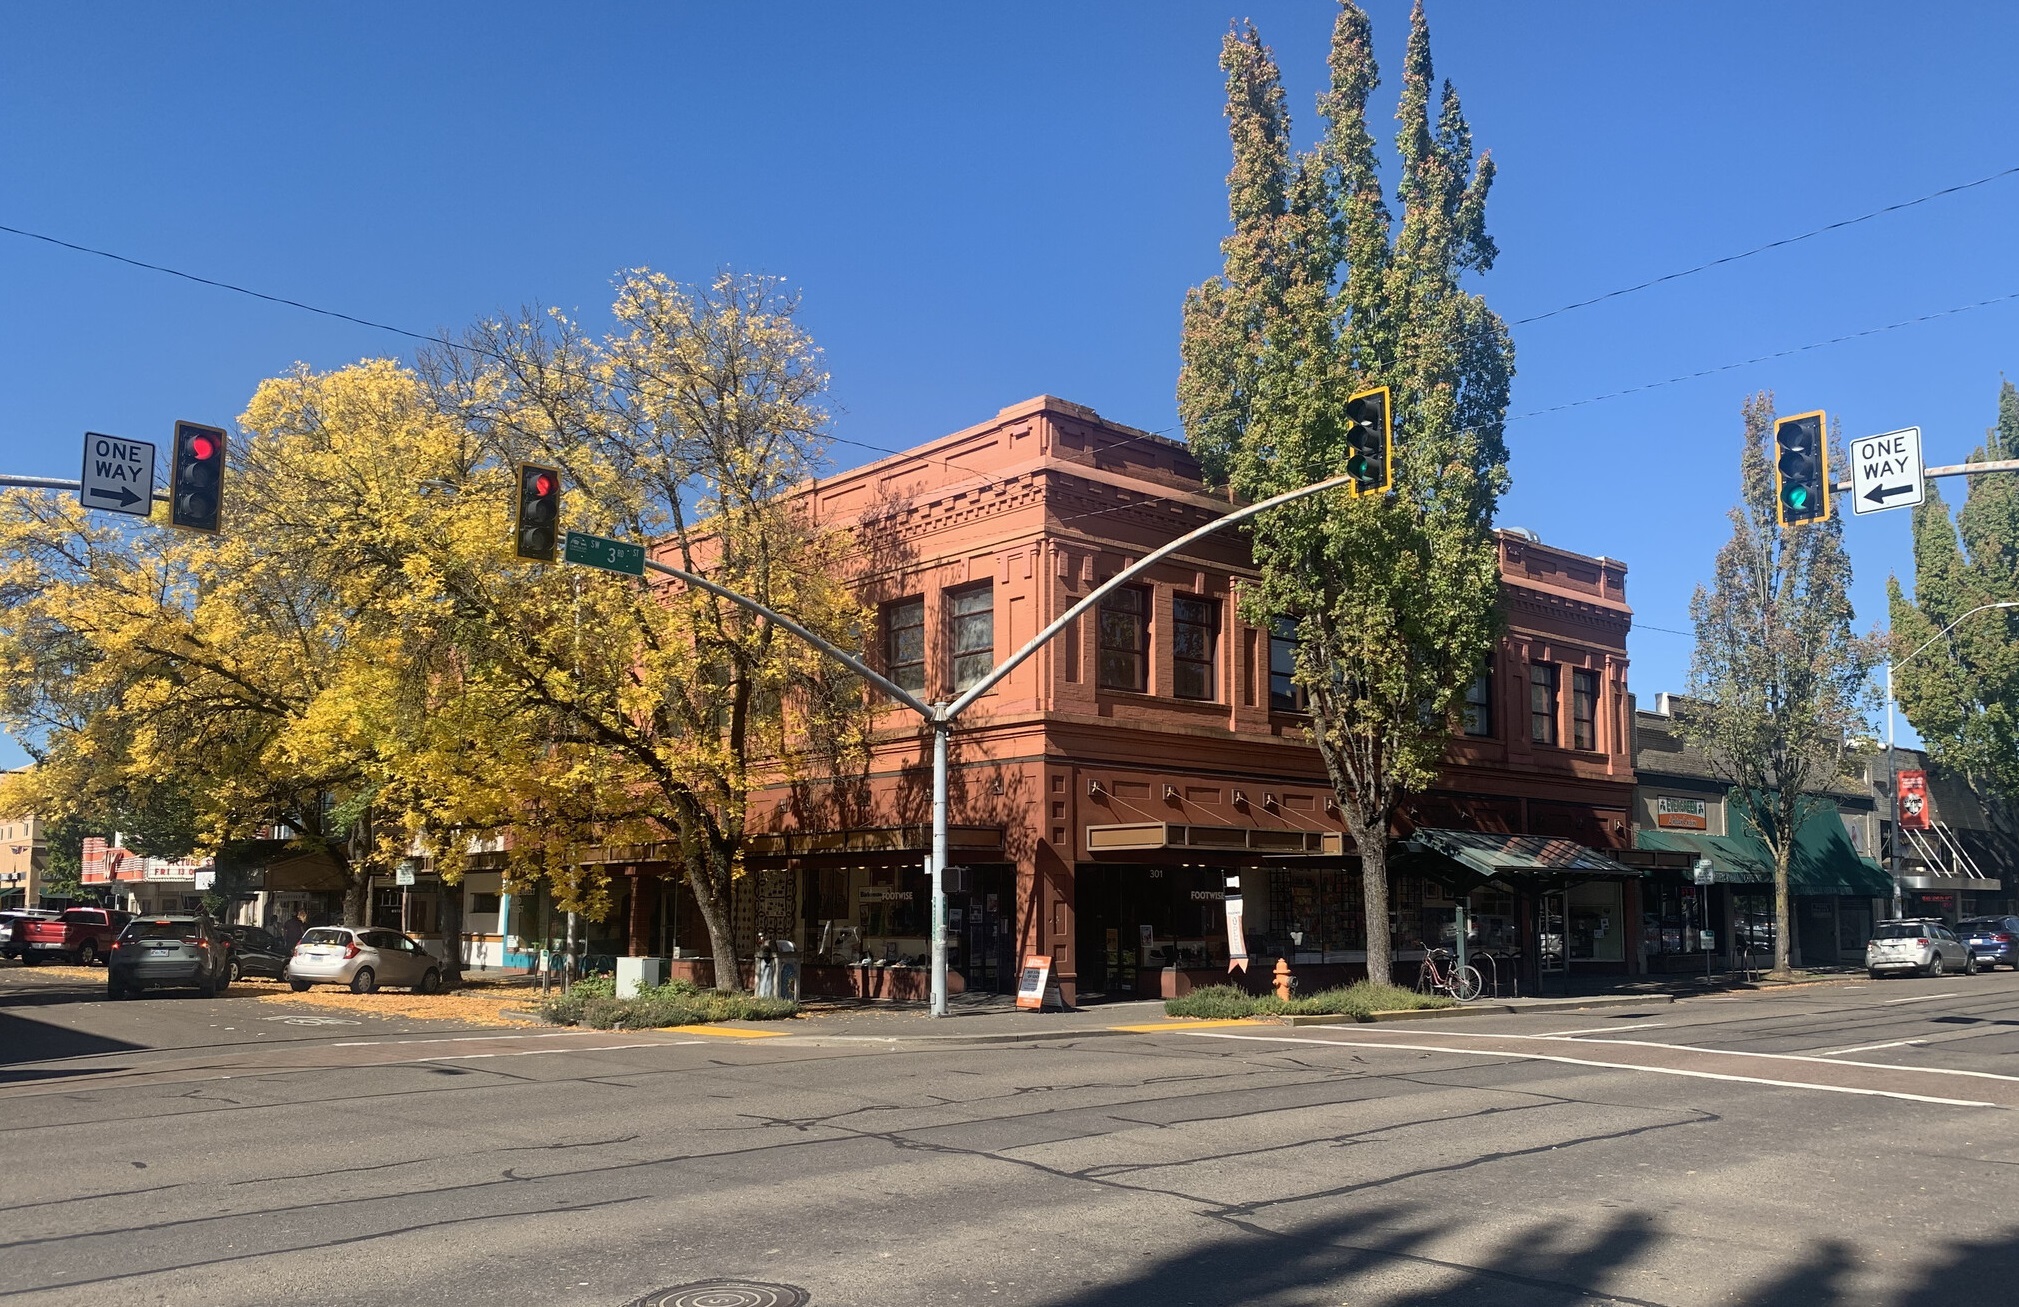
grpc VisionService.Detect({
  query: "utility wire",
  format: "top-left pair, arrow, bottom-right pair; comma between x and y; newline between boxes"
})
1513,162 -> 2019,326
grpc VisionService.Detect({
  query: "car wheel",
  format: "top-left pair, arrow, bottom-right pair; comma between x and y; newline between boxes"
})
196,973 -> 217,999
1869,969 -> 1884,980
289,979 -> 311,993
227,959 -> 242,984
1928,953 -> 1946,978
19,952 -> 37,966
349,967 -> 377,995
75,942 -> 97,967
106,977 -> 124,1001
1966,955 -> 1979,976
416,968 -> 441,995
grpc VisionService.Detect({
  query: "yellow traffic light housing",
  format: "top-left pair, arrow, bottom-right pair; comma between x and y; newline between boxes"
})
1772,410 -> 1830,527
1343,385 -> 1392,495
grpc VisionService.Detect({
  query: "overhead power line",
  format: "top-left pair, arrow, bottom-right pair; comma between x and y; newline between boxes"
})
1513,162 -> 2019,326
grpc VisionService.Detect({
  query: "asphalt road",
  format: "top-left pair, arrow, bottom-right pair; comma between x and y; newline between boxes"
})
4,964 -> 2019,1306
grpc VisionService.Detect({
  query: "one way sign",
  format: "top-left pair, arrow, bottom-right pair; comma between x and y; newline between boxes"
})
1850,426 -> 1925,516
79,432 -> 157,518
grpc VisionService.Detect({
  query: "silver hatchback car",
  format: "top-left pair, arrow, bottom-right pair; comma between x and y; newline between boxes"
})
288,926 -> 445,994
1867,919 -> 1977,979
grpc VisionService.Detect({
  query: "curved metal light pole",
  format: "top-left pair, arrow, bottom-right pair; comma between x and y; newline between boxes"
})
642,468 -> 1358,1015
1883,600 -> 2018,915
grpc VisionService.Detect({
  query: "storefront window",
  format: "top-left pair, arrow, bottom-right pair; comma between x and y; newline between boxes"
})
1732,892 -> 1777,958
1567,881 -> 1623,961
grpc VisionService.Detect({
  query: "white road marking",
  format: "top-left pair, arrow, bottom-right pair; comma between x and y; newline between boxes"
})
1261,1026 -> 2019,1084
1881,991 -> 1961,1006
1814,1039 -> 1928,1056
1184,1030 -> 1998,1108
330,1032 -> 594,1048
416,1042 -> 670,1062
1529,1022 -> 1669,1037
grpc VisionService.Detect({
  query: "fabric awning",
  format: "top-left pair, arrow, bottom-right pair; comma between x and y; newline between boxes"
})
1637,805 -> 1893,897
1401,829 -> 1640,880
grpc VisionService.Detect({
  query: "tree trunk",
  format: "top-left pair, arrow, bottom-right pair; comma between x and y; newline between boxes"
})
1347,811 -> 1393,987
689,847 -> 744,992
1772,840 -> 1793,975
342,871 -> 369,927
437,879 -> 465,985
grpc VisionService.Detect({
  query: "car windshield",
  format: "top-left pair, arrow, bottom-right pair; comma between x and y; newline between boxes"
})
300,928 -> 350,946
1872,922 -> 1933,940
126,920 -> 191,941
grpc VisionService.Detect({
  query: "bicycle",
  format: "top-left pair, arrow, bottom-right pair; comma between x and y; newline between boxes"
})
1417,944 -> 1482,1002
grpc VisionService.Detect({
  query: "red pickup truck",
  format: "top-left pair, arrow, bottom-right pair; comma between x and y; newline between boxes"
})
18,908 -> 132,966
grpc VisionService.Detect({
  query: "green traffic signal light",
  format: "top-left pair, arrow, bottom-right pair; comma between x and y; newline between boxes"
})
1772,411 -> 1829,527
1342,384 -> 1392,495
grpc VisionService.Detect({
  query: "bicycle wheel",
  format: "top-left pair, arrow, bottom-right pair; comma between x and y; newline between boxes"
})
1452,965 -> 1483,1002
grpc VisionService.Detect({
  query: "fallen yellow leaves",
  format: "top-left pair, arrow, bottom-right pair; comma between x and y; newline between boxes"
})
254,984 -> 541,1028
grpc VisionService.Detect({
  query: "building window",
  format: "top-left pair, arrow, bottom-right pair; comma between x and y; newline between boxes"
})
1172,596 -> 1218,701
1529,663 -> 1559,745
471,892 -> 502,915
1097,587 -> 1148,692
1462,661 -> 1494,737
1269,617 -> 1307,713
949,585 -> 994,693
1571,667 -> 1598,750
884,596 -> 926,693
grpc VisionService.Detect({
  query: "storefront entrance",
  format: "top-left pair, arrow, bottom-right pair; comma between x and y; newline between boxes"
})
949,866 -> 1016,995
1076,864 -> 1235,999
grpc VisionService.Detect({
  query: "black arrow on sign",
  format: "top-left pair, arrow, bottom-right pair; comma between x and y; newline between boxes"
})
87,485 -> 143,509
1863,482 -> 1915,505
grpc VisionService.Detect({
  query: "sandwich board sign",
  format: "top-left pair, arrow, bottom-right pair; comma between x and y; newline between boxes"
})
1850,426 -> 1925,516
80,432 -> 156,517
1016,955 -> 1062,1010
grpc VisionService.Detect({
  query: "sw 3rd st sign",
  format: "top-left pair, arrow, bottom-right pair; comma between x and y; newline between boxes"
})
1850,426 -> 1925,516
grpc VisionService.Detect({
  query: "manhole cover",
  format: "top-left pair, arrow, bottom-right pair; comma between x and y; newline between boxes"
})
630,1282 -> 810,1307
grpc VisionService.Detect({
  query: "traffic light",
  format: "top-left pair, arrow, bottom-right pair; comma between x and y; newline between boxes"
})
1343,385 -> 1392,495
514,463 -> 561,561
168,421 -> 227,534
1772,410 -> 1830,527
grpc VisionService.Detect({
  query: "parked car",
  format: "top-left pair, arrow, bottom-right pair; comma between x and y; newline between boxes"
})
18,907 -> 132,966
288,926 -> 443,995
106,915 -> 230,999
0,908 -> 60,961
216,924 -> 290,982
1958,916 -> 2019,971
1867,919 -> 1977,978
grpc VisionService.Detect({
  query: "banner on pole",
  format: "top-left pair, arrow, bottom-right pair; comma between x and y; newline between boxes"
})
1898,770 -> 1931,830
1225,894 -> 1249,973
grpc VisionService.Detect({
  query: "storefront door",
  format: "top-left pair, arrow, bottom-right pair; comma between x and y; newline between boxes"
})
1540,892 -> 1566,975
951,866 -> 1015,995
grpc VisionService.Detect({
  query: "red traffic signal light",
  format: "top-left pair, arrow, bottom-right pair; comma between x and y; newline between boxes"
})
168,421 -> 228,534
515,462 -> 561,561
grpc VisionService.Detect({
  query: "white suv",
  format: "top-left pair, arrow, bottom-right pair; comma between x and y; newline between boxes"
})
1866,919 -> 1976,979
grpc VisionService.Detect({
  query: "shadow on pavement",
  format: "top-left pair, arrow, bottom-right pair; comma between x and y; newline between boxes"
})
1037,1203 -> 2019,1306
0,1008 -> 141,1066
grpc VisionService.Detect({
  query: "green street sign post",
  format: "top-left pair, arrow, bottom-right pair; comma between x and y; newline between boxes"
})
563,531 -> 645,577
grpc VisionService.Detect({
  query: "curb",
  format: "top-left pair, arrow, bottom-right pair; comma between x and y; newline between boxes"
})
1275,993 -> 1676,1026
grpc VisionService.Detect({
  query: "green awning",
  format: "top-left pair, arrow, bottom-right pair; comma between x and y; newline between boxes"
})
1405,829 -> 1640,880
1637,805 -> 1892,897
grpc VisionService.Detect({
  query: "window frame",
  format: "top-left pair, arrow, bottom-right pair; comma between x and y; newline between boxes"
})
1462,660 -> 1494,738
883,595 -> 926,695
1268,617 -> 1308,714
1571,667 -> 1599,751
1529,662 -> 1560,746
948,583 -> 995,694
1171,594 -> 1219,702
1096,585 -> 1150,693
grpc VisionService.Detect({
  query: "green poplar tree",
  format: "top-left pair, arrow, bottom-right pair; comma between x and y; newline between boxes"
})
1178,0 -> 1512,985
1888,380 -> 2019,841
1678,393 -> 1876,974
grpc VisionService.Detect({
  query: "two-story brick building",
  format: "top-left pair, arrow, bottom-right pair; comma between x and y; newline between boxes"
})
582,396 -> 1642,1004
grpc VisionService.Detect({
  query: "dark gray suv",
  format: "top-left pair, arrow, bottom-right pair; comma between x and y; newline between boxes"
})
107,915 -> 231,999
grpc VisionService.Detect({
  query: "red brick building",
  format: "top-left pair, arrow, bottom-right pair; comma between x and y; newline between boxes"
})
635,396 -> 1638,1003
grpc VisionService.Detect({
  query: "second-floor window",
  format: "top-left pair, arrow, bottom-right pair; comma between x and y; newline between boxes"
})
950,584 -> 994,692
1098,587 -> 1149,692
1529,663 -> 1559,745
885,597 -> 925,694
1462,662 -> 1494,737
1172,596 -> 1218,701
1269,617 -> 1307,713
1572,667 -> 1599,750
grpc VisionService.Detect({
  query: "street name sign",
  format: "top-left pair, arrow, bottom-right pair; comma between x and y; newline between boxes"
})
1850,426 -> 1925,516
563,530 -> 646,576
79,432 -> 156,517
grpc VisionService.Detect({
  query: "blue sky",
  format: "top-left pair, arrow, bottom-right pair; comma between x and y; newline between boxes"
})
5,1 -> 2017,768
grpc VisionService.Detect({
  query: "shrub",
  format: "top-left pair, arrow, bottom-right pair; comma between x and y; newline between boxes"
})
537,979 -> 797,1029
1163,980 -> 1452,1020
